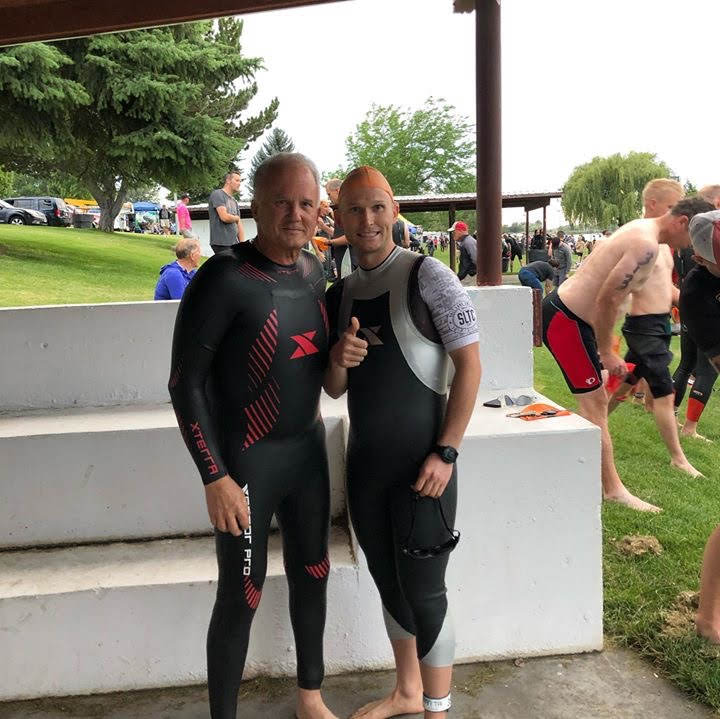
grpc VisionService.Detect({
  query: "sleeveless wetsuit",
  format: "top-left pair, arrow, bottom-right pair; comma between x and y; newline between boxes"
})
326,247 -> 478,667
169,242 -> 330,719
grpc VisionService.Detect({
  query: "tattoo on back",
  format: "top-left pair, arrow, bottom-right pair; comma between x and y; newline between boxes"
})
616,251 -> 655,290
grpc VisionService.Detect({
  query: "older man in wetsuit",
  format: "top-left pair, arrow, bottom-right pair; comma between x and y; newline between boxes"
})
169,153 -> 337,719
542,196 -> 713,512
324,166 -> 482,719
607,179 -> 701,477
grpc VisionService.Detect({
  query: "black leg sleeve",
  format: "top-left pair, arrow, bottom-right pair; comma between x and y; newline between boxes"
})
392,472 -> 457,666
207,487 -> 272,719
673,326 -> 698,407
276,442 -> 331,690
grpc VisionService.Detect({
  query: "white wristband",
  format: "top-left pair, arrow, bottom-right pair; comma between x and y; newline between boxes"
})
423,693 -> 452,712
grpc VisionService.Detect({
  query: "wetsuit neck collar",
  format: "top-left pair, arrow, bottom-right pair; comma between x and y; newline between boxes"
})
249,238 -> 298,270
356,246 -> 402,279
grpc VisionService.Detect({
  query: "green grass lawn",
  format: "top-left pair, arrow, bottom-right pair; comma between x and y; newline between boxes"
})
0,225 -> 177,306
536,342 -> 720,710
2,226 -> 720,709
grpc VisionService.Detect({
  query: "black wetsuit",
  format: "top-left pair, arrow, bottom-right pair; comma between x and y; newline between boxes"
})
169,242 -> 330,719
326,248 -> 477,668
673,249 -> 719,415
679,265 -> 720,415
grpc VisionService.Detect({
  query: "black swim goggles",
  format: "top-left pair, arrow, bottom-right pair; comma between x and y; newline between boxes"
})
400,492 -> 460,560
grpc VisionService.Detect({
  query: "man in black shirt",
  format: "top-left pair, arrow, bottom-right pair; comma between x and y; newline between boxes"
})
518,259 -> 558,295
681,210 -> 720,645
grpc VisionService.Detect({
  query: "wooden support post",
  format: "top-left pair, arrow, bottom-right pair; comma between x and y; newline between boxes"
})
524,208 -> 530,265
449,204 -> 457,272
475,0 -> 502,285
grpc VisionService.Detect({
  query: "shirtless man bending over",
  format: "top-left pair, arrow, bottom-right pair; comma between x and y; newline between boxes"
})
542,196 -> 713,512
608,179 -> 701,477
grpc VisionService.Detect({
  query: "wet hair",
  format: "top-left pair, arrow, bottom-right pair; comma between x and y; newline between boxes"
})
253,152 -> 320,201
174,237 -> 199,259
670,196 -> 715,220
549,258 -> 559,267
642,178 -> 683,206
224,170 -> 241,184
699,184 -> 720,205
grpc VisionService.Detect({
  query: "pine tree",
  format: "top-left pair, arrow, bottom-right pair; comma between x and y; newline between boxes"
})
248,128 -> 295,195
0,19 -> 278,231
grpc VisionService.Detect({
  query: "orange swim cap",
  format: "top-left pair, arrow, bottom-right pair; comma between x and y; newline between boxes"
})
338,166 -> 394,206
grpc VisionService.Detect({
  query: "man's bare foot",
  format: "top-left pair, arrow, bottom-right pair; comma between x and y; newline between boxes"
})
670,458 -> 704,478
604,490 -> 662,513
696,617 -> 720,644
681,428 -> 713,443
350,690 -> 424,719
296,689 -> 339,719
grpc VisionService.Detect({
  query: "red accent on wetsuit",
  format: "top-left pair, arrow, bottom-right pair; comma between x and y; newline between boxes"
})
546,310 -> 602,391
248,310 -> 278,389
687,397 -> 706,423
290,331 -> 319,359
243,576 -> 262,610
304,556 -> 330,579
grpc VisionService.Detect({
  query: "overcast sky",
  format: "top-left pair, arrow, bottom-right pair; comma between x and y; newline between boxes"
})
236,0 -> 719,226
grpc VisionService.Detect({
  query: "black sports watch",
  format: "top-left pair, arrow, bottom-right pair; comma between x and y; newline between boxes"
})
433,445 -> 459,464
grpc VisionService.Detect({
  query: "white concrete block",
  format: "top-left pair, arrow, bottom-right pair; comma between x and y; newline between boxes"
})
451,390 -> 603,658
0,530 -> 392,701
466,286 -> 534,390
0,400 -> 348,548
0,302 -> 178,411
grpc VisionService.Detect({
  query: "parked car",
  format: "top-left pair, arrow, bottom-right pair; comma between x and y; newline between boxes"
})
3,196 -> 72,226
0,199 -> 47,226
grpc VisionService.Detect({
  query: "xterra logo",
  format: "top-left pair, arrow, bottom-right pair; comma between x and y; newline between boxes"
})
358,326 -> 383,346
290,330 -> 320,359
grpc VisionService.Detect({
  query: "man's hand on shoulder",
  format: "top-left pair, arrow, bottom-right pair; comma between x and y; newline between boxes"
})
414,453 -> 453,498
329,316 -> 368,368
205,474 -> 249,535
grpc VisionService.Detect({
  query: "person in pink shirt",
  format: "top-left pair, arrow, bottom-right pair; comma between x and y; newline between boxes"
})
176,193 -> 193,237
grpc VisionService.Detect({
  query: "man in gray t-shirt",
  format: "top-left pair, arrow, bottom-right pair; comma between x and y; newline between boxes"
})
209,171 -> 245,254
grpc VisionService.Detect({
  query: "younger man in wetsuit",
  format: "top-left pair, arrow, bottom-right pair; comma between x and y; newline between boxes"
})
169,153 -> 337,719
681,210 -> 720,643
324,167 -> 482,719
542,196 -> 713,512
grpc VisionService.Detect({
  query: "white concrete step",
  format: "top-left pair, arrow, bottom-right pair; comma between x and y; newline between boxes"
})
0,397 -> 349,548
0,527 -> 392,701
1,388 -> 604,702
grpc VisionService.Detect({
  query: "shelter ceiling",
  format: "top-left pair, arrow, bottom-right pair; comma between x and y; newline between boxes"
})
0,0 -> 347,47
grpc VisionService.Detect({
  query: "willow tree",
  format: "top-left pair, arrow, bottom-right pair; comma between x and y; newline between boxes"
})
0,19 -> 277,231
562,152 -> 673,229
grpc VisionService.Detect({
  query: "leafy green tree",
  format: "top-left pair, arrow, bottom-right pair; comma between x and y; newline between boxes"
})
337,97 -> 475,196
562,152 -> 673,228
248,127 -> 295,195
684,180 -> 698,196
0,19 -> 277,231
5,170 -> 91,199
0,166 -> 15,197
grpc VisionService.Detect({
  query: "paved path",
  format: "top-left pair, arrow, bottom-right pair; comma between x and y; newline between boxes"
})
1,648 -> 712,718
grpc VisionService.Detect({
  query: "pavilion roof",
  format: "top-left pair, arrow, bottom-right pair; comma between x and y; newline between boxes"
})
187,190 -> 562,220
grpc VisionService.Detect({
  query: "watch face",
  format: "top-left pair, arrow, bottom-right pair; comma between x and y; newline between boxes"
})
438,446 -> 458,463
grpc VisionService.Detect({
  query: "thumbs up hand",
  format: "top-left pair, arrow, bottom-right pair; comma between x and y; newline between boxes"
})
330,316 -> 369,369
